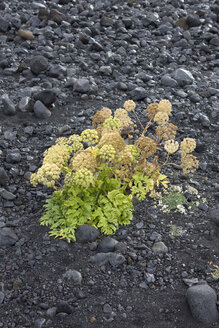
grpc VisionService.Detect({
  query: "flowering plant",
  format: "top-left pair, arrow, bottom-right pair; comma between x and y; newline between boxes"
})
30,100 -> 198,242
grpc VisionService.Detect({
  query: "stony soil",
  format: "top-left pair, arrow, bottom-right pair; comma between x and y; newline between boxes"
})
0,0 -> 219,327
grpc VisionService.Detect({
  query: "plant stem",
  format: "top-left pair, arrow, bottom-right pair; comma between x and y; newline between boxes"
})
133,109 -> 144,132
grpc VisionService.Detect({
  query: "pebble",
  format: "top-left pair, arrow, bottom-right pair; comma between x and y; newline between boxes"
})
30,56 -> 49,75
34,100 -> 51,119
173,68 -> 194,87
1,94 -> 16,116
0,227 -> 18,246
63,269 -> 82,285
152,242 -> 168,254
75,224 -> 100,243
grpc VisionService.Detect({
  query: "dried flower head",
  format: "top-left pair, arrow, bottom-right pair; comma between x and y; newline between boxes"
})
154,112 -> 169,125
81,129 -> 99,145
70,149 -> 97,172
145,102 -> 159,120
114,108 -> 133,131
117,147 -> 133,165
156,123 -> 178,141
142,162 -> 157,176
158,99 -> 172,115
123,100 -> 136,112
103,116 -> 121,131
73,168 -> 94,188
43,144 -> 70,168
30,163 -> 62,188
164,140 -> 179,154
180,138 -> 196,156
92,107 -> 112,128
98,131 -> 126,153
98,144 -> 116,162
135,136 -> 157,158
181,154 -> 199,174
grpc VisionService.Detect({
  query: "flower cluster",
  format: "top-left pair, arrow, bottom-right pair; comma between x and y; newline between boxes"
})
103,116 -> 121,131
70,149 -> 97,172
114,107 -> 133,131
135,136 -> 157,158
164,140 -> 179,154
81,129 -> 99,145
73,168 -> 94,188
123,100 -> 136,112
98,144 -> 116,162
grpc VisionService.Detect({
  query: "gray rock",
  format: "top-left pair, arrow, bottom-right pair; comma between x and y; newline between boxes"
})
34,101 -> 51,119
186,14 -> 201,28
0,168 -> 9,186
18,97 -> 33,112
173,68 -> 194,87
0,227 -> 18,246
34,318 -> 46,328
49,9 -> 66,24
99,66 -> 112,75
108,253 -> 126,267
75,224 -> 100,243
1,94 -> 16,116
6,150 -> 21,163
56,300 -> 72,314
0,292 -> 4,304
186,284 -> 219,324
209,206 -> 219,226
73,78 -> 90,93
129,87 -> 147,100
89,253 -> 110,266
30,56 -> 48,75
0,188 -> 16,201
152,241 -> 168,254
0,16 -> 9,32
144,272 -> 155,283
98,236 -> 118,253
90,38 -> 104,52
63,269 -> 82,285
161,75 -> 178,87
33,90 -> 57,107
46,307 -> 57,318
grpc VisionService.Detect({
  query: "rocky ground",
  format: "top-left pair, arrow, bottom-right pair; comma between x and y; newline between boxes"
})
0,0 -> 219,327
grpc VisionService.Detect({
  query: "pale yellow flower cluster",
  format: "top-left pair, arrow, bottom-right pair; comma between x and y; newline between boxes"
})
92,107 -> 112,128
164,140 -> 179,154
70,149 -> 97,172
103,116 -> 121,131
156,123 -> 178,141
114,108 -> 133,131
181,154 -> 199,174
146,99 -> 172,124
98,144 -> 116,162
123,100 -> 136,112
81,129 -> 99,145
117,147 -> 133,165
73,168 -> 94,188
30,143 -> 70,188
157,99 -> 172,115
180,138 -> 196,156
67,134 -> 83,152
98,131 -> 126,153
154,112 -> 169,125
126,145 -> 140,162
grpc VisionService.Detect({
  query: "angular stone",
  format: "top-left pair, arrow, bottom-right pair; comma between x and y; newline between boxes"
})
30,56 -> 48,75
49,9 -> 66,24
1,94 -> 16,116
173,68 -> 194,87
89,253 -> 110,266
0,168 -> 9,186
63,269 -> 82,285
152,241 -> 168,254
34,101 -> 51,119
18,97 -> 33,112
186,14 -> 201,28
0,188 -> 16,201
73,78 -> 90,93
56,300 -> 72,314
75,224 -> 99,243
0,16 -> 9,32
98,236 -> 118,253
0,227 -> 18,246
161,75 -> 178,87
33,90 -> 57,107
129,87 -> 147,100
186,284 -> 219,324
108,253 -> 126,267
6,150 -> 21,163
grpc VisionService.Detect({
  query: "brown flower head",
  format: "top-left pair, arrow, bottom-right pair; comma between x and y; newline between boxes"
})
181,154 -> 199,174
98,131 -> 126,153
123,100 -> 136,112
92,107 -> 112,128
114,108 -> 133,131
70,149 -> 97,172
135,136 -> 157,158
180,138 -> 196,156
154,112 -> 169,125
156,123 -> 178,141
145,102 -> 159,120
164,140 -> 179,154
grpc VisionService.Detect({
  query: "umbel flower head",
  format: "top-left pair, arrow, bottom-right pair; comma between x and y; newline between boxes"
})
81,129 -> 99,145
157,99 -> 172,115
70,149 -> 97,172
98,144 -> 116,162
156,123 -> 178,141
98,131 -> 126,153
30,163 -> 62,188
117,147 -> 134,165
164,140 -> 179,154
180,138 -> 196,156
92,107 -> 112,128
73,168 -> 94,188
145,102 -> 159,120
67,134 -> 83,152
123,100 -> 136,112
135,136 -> 157,158
181,154 -> 199,174
114,108 -> 133,131
154,112 -> 169,125
103,116 -> 121,131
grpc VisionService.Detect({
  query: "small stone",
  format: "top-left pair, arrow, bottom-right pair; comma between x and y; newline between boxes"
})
173,68 -> 194,87
0,16 -> 9,32
73,78 -> 90,93
0,168 -> 9,186
33,90 -> 57,107
209,206 -> 219,226
89,253 -> 110,266
175,17 -> 188,30
18,97 -> 33,112
98,236 -> 118,253
0,227 -> 18,246
6,150 -> 21,163
152,241 -> 168,254
46,307 -> 57,318
17,29 -> 35,41
161,75 -> 178,87
0,188 -> 16,201
56,300 -> 72,314
75,224 -> 100,243
34,101 -> 51,119
186,284 -> 219,324
108,253 -> 126,267
0,292 -> 4,304
49,9 -> 66,24
186,14 -> 201,28
34,318 -> 46,328
63,269 -> 82,285
30,56 -> 48,75
129,87 -> 147,100
1,94 -> 16,116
